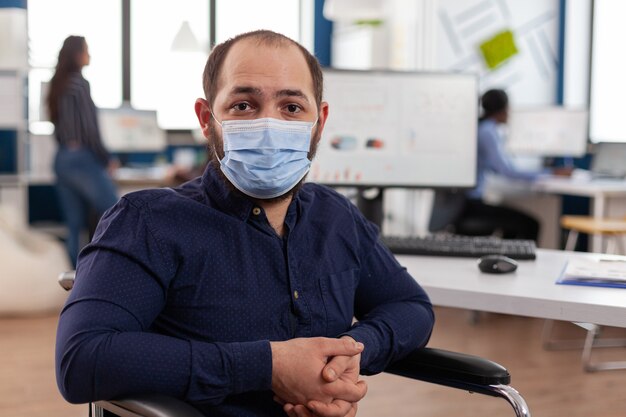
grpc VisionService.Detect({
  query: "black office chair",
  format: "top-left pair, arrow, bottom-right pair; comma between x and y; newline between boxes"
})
58,271 -> 530,417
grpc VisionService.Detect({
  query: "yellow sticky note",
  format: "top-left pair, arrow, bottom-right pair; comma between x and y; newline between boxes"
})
479,30 -> 518,70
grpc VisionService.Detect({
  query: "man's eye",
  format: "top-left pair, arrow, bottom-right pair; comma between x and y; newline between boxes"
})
286,104 -> 300,113
234,103 -> 250,111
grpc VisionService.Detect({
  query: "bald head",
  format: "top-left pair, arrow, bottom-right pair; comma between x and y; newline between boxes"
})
202,30 -> 324,110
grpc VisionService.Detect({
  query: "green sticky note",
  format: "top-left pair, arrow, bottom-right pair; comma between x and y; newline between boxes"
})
479,30 -> 518,70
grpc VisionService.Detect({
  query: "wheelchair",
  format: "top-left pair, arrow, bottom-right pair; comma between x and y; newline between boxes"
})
58,271 -> 530,417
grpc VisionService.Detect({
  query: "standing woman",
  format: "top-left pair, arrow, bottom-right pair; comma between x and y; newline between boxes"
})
47,36 -> 118,267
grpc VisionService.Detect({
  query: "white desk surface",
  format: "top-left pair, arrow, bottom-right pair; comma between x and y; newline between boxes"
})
114,166 -> 170,184
398,249 -> 626,328
534,176 -> 626,197
486,175 -> 626,199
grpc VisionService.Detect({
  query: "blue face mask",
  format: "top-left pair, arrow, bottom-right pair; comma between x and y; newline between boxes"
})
212,116 -> 317,199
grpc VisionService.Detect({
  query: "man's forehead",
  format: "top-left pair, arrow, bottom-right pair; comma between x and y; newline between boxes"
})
218,38 -> 314,97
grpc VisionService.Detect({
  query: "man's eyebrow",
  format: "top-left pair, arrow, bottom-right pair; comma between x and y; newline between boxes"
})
228,86 -> 310,103
275,89 -> 310,103
229,86 -> 263,96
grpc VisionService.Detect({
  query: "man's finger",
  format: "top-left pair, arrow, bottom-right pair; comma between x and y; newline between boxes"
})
293,404 -> 315,417
322,356 -> 349,382
307,399 -> 353,417
320,337 -> 364,357
283,403 -> 297,417
348,402 -> 358,417
321,379 -> 368,403
323,364 -> 338,382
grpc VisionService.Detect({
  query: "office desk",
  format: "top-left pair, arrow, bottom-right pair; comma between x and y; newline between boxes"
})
534,177 -> 626,251
485,176 -> 626,251
398,249 -> 626,328
113,166 -> 173,194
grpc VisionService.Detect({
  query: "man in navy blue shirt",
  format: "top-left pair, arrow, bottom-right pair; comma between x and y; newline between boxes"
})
56,30 -> 434,417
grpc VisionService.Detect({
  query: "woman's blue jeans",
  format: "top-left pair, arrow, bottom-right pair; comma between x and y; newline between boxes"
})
54,147 -> 118,267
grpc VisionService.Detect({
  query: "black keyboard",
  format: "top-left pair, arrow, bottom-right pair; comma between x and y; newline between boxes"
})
380,234 -> 537,260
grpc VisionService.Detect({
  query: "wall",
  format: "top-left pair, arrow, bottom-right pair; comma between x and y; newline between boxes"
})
435,0 -> 560,106
561,0 -> 591,107
330,0 -> 561,105
327,0 -> 564,236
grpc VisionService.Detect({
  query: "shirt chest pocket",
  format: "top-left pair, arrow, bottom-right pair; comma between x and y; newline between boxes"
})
319,268 -> 358,337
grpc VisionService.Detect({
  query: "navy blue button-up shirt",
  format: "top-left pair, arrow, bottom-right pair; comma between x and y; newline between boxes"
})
56,163 -> 434,416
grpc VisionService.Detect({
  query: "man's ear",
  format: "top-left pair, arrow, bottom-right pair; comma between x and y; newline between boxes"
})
194,98 -> 212,138
313,101 -> 329,144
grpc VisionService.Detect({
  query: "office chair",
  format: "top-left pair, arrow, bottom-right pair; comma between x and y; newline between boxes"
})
540,215 -> 626,372
58,271 -> 531,417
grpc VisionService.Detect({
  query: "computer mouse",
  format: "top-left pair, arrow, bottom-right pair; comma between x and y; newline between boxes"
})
477,255 -> 518,274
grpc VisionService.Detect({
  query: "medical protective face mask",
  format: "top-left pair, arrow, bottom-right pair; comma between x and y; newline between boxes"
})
212,116 -> 317,199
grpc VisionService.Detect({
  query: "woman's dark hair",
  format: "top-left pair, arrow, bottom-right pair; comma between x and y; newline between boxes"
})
47,36 -> 86,123
479,89 -> 508,122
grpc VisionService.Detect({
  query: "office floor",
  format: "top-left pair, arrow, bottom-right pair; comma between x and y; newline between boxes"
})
1,307 -> 624,417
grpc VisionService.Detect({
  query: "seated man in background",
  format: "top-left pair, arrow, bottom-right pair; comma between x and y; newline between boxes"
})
55,30 -> 435,417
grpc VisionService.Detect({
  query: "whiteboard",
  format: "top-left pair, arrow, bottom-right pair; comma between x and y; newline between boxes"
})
310,69 -> 478,188
506,107 -> 588,157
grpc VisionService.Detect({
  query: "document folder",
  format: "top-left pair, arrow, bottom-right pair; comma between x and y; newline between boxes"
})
557,255 -> 626,289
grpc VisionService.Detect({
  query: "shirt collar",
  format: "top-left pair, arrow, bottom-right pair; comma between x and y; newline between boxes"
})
200,163 -> 303,226
284,193 -> 300,232
201,163 -> 254,221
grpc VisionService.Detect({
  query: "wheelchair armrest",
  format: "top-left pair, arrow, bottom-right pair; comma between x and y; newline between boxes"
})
58,270 -> 75,291
385,347 -> 511,397
95,394 -> 205,417
92,349 -> 525,417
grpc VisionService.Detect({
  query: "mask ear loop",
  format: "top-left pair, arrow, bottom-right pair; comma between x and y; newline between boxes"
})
210,110 -> 223,127
208,111 -> 225,163
310,114 -> 321,134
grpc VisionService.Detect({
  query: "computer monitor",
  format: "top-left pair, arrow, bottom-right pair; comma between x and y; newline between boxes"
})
309,69 -> 478,188
506,107 -> 589,157
98,107 -> 167,152
590,143 -> 626,178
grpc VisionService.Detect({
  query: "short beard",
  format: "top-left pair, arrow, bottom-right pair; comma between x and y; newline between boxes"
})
207,123 -> 321,204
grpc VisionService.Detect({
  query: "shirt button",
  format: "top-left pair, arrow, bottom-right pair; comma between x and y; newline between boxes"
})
294,290 -> 299,299
252,207 -> 261,215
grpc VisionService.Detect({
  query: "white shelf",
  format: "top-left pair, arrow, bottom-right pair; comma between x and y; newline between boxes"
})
0,73 -> 25,127
0,6 -> 31,231
0,174 -> 26,185
25,173 -> 55,185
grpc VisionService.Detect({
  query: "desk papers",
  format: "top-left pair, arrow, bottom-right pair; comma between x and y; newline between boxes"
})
557,255 -> 626,289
